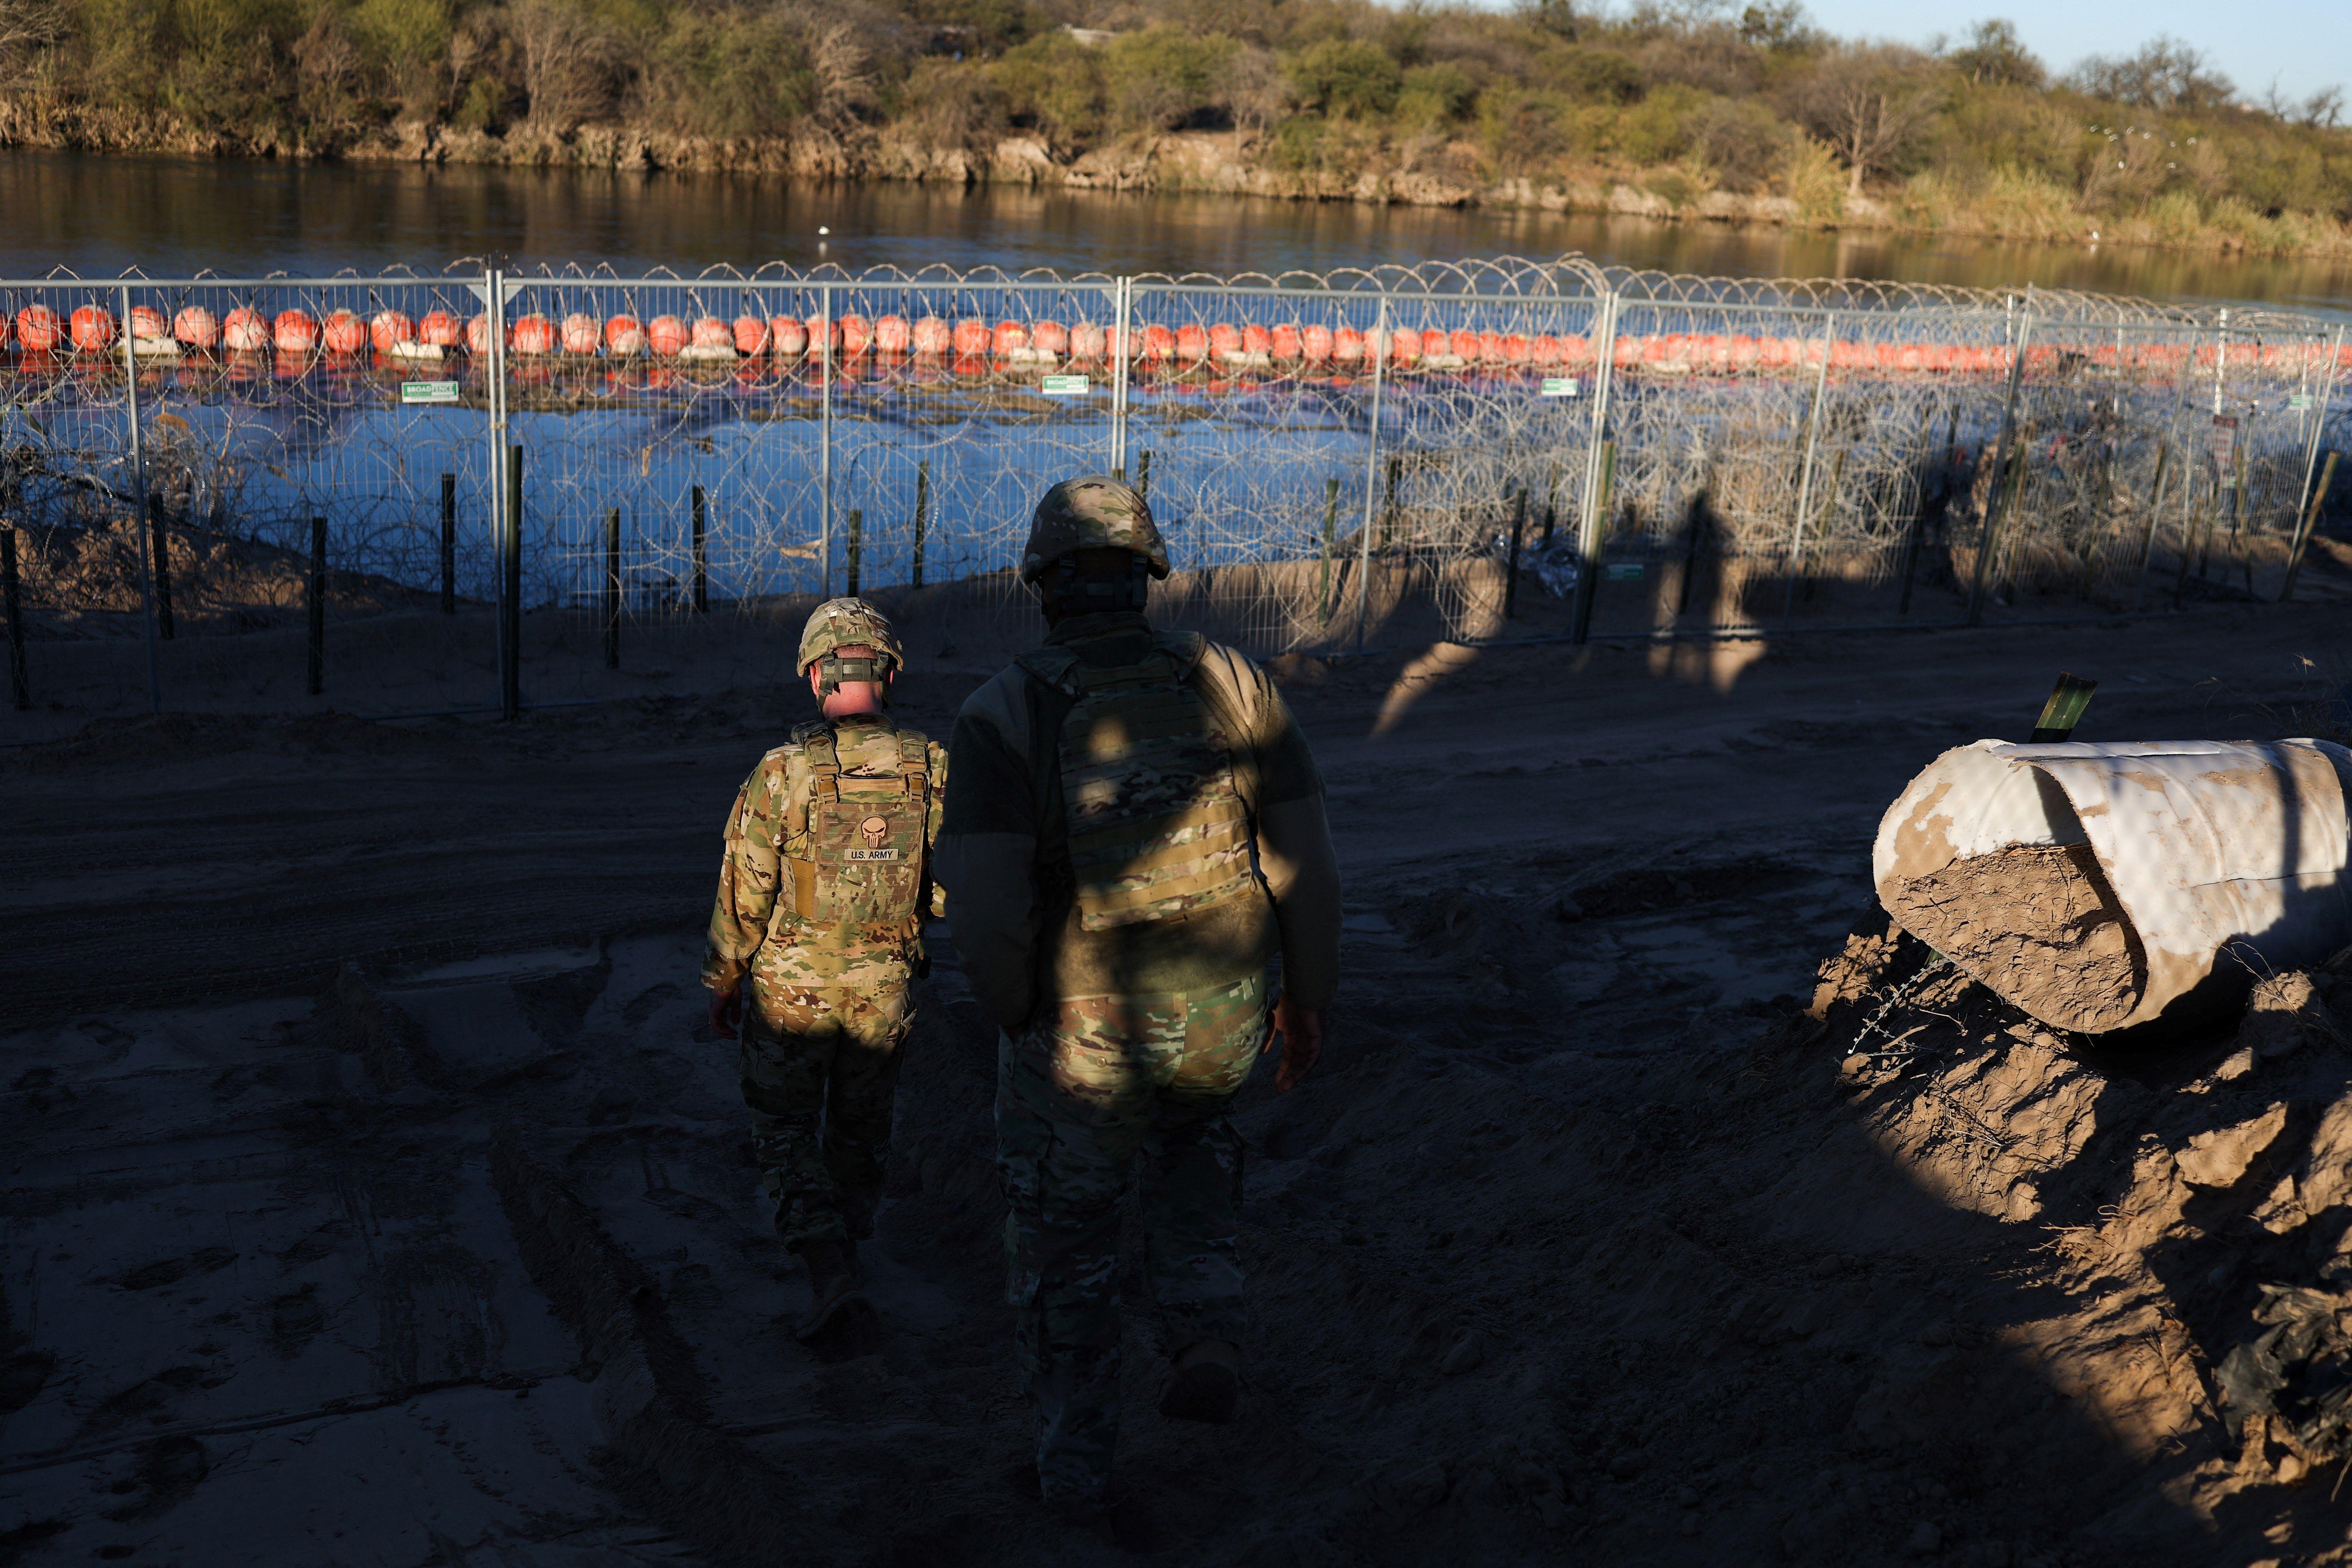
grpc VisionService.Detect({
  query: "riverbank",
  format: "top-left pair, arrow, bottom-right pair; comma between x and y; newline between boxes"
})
8,99 -> 2349,264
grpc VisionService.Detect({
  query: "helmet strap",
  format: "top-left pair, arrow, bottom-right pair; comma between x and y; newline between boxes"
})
814,653 -> 891,700
1047,554 -> 1150,621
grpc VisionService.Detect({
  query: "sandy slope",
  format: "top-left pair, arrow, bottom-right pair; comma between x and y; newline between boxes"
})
5,598 -> 2352,1566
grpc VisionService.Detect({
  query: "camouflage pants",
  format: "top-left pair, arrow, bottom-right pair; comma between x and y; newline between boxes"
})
995,971 -> 1269,1506
740,981 -> 912,1253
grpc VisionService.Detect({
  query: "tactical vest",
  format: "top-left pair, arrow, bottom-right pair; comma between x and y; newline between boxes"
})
782,721 -> 932,940
1016,632 -> 1256,931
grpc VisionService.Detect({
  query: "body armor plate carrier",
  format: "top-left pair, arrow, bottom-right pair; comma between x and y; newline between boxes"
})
1016,632 -> 1255,931
784,722 -> 932,940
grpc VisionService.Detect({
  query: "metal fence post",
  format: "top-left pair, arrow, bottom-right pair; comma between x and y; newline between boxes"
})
148,493 -> 173,641
121,283 -> 161,714
1780,309 -> 1836,626
2284,452 -> 2340,604
819,283 -> 833,598
1352,294 -> 1389,652
911,461 -> 928,590
1967,311 -> 2035,627
1111,278 -> 1132,478
2289,325 -> 2344,553
2131,439 -> 2172,611
1571,289 -> 1620,644
486,268 -> 519,718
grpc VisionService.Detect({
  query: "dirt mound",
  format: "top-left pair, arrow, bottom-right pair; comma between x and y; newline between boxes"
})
1811,909 -> 2352,1531
1883,843 -> 2144,1032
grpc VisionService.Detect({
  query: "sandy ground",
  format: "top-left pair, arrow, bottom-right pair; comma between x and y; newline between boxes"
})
6,589 -> 2352,1566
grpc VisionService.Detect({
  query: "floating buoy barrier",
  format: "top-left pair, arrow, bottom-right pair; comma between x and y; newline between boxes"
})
220,308 -> 267,352
1070,321 -> 1105,359
771,317 -> 809,358
912,316 -> 950,355
416,311 -> 459,349
509,313 -> 555,355
993,320 -> 1030,358
370,310 -> 414,354
606,314 -> 646,355
562,313 -> 601,355
952,319 -> 989,358
274,310 -> 319,354
1032,320 -> 1068,358
174,306 -> 220,350
16,305 -> 59,353
69,305 -> 116,353
873,314 -> 910,355
322,310 -> 368,356
836,315 -> 871,357
643,315 -> 685,357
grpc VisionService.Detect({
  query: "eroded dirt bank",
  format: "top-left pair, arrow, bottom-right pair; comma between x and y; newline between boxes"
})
7,602 -> 2352,1565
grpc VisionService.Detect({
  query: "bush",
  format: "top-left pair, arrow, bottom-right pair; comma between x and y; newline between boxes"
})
1479,88 -> 1571,170
641,7 -> 813,138
1686,93 -> 1785,190
990,31 -> 1103,147
1283,37 -> 1400,119
1103,27 -> 1238,131
1556,45 -> 1642,104
1613,80 -> 1700,163
1395,60 -> 1475,125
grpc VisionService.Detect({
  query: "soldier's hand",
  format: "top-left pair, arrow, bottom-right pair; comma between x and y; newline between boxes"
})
707,985 -> 744,1039
1266,998 -> 1323,1094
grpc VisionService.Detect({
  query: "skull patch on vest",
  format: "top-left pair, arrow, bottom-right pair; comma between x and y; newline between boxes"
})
860,815 -> 889,848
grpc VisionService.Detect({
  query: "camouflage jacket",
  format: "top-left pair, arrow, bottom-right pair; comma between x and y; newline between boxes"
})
701,713 -> 949,995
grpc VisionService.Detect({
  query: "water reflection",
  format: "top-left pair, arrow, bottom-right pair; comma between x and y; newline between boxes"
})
4,149 -> 2348,314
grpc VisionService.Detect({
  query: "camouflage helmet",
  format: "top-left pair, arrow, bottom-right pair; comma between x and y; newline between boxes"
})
1020,475 -> 1169,583
797,596 -> 902,676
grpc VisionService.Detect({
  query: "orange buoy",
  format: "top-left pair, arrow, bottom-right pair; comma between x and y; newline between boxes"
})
414,310 -> 459,348
732,316 -> 770,356
1387,328 -> 1421,367
1529,334 -> 1563,368
833,316 -> 869,356
911,316 -> 950,355
1301,325 -> 1334,363
993,320 -> 1031,357
127,305 -> 167,342
275,310 -> 320,354
1241,324 -> 1273,359
222,308 -> 270,352
806,315 -> 843,355
561,313 -> 600,355
1334,328 -> 1365,364
1031,321 -> 1068,358
70,305 -> 117,352
1140,324 -> 1175,361
322,310 -> 368,355
647,315 -> 688,357
1070,322 -> 1106,359
1270,324 -> 1303,361
509,314 -> 555,355
174,306 -> 221,349
875,315 -> 911,355
952,319 -> 989,358
771,316 -> 808,357
1173,323 -> 1210,365
606,314 -> 646,355
15,305 -> 60,353
1559,334 -> 1592,366
370,310 -> 415,353
1209,323 -> 1243,361
691,317 -> 734,352
464,315 -> 494,355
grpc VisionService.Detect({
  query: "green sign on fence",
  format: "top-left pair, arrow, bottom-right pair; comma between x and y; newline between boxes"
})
1605,562 -> 1645,581
1540,377 -> 1581,397
1041,375 -> 1091,396
400,381 -> 461,405
2290,395 -> 2314,410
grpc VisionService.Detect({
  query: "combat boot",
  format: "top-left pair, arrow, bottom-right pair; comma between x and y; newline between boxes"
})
1158,1338 -> 1241,1424
793,1240 -> 866,1341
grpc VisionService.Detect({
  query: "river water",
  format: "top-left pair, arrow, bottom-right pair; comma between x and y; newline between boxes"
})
6,149 -> 2350,314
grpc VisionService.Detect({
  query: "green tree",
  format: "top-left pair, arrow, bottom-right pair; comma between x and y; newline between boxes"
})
1284,37 -> 1400,118
1947,19 -> 2042,89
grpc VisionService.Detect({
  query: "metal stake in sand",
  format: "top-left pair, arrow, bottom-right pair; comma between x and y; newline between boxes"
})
844,508 -> 863,597
2131,439 -> 2172,612
307,516 -> 327,697
121,283 -> 161,715
1570,440 -> 1615,644
1967,313 -> 2036,628
1318,476 -> 1339,626
439,473 -> 457,615
911,462 -> 928,590
2029,672 -> 2097,742
148,490 -> 173,640
690,483 -> 708,613
2283,451 -> 2340,604
1570,287 -> 1620,647
604,507 -> 622,671
501,443 -> 522,720
1502,485 -> 1528,622
1781,310 -> 1836,626
2,522 -> 27,711
1351,294 -> 1388,654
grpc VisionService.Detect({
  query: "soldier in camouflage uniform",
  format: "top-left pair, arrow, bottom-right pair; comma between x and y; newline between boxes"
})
703,598 -> 949,1341
937,477 -> 1342,1527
